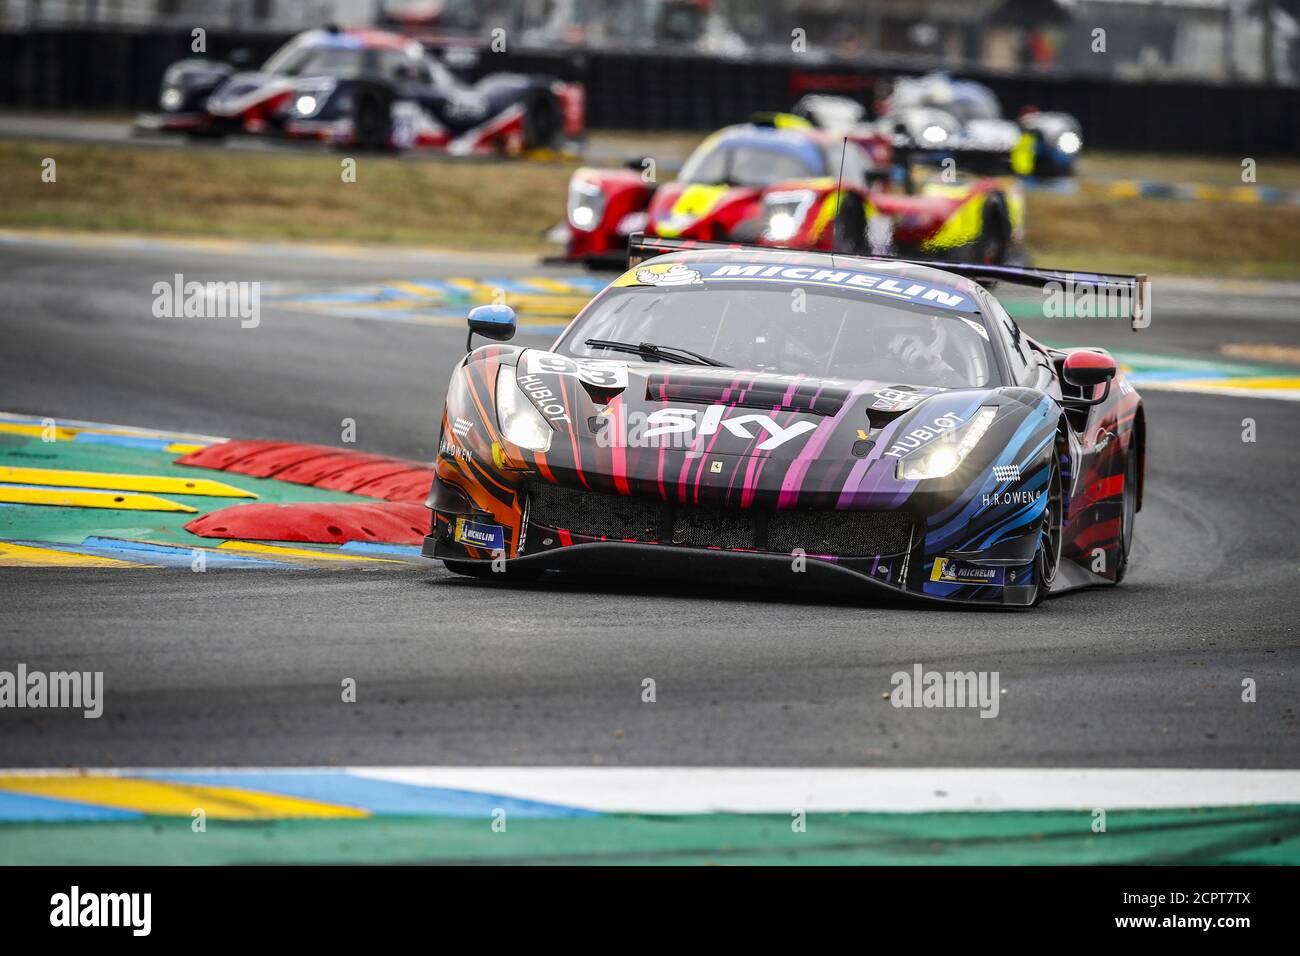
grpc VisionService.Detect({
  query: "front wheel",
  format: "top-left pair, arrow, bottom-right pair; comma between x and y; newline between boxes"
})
977,194 -> 1010,264
523,94 -> 561,151
353,92 -> 392,151
1030,455 -> 1064,606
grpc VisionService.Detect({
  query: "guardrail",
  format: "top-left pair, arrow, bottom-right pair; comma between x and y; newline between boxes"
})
2,28 -> 1297,155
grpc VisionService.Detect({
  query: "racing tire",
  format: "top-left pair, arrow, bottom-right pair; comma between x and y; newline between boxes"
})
523,93 -> 562,151
977,194 -> 1010,265
832,195 -> 868,255
353,92 -> 392,151
1030,454 -> 1064,606
1113,446 -> 1138,584
442,558 -> 543,582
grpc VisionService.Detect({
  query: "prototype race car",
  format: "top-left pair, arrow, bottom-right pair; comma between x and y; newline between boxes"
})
141,26 -> 583,154
427,235 -> 1147,607
797,72 -> 1083,177
557,115 -> 1022,268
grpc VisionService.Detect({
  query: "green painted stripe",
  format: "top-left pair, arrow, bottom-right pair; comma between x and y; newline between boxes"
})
4,806 -> 1297,865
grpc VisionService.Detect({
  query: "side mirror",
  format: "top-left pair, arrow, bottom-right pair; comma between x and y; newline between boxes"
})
1061,350 -> 1118,406
1062,350 -> 1117,387
467,304 -> 516,351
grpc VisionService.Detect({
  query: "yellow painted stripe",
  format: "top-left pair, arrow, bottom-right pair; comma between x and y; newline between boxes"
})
215,541 -> 405,563
0,466 -> 256,499
521,277 -> 581,293
0,421 -> 223,445
1176,376 -> 1300,391
391,280 -> 442,298
498,294 -> 589,316
446,278 -> 497,297
165,442 -> 209,454
0,776 -> 367,820
0,422 -> 79,441
1221,343 -> 1300,365
0,540 -> 152,568
0,486 -> 198,512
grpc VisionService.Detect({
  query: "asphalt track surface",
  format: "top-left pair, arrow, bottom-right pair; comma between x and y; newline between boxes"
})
1,235 -> 1297,769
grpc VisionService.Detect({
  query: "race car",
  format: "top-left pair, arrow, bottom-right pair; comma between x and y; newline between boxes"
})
557,115 -> 1022,268
426,235 -> 1148,607
797,73 -> 1083,177
140,26 -> 583,154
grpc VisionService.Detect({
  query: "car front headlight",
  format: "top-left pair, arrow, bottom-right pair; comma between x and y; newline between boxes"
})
1056,130 -> 1082,155
567,179 -> 605,232
761,190 -> 814,243
496,366 -> 553,453
160,87 -> 184,111
290,78 -> 335,118
896,407 -> 996,481
920,123 -> 948,146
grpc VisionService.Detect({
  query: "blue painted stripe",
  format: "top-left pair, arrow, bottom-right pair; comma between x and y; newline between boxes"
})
1,538 -> 154,566
81,536 -> 300,569
140,771 -> 600,819
338,541 -> 423,557
72,433 -> 176,450
0,789 -> 143,822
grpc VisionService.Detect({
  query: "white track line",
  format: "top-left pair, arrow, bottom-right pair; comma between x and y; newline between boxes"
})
351,768 -> 1300,813
8,767 -> 1289,814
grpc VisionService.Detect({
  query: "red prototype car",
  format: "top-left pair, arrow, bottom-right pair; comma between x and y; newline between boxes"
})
556,115 -> 1023,268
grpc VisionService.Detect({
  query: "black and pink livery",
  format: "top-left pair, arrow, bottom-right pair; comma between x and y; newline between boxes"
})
427,237 -> 1146,607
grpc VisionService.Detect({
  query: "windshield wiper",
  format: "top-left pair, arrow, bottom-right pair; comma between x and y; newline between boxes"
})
584,338 -> 730,368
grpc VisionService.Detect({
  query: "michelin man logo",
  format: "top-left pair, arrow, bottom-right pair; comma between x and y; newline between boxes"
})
635,263 -> 703,287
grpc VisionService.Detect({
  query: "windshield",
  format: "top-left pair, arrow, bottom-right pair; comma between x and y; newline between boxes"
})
264,44 -> 364,78
559,284 -> 996,388
679,141 -> 824,188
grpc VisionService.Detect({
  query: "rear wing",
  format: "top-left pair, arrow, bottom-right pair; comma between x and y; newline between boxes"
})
627,234 -> 1150,330
890,260 -> 1150,330
627,233 -> 753,267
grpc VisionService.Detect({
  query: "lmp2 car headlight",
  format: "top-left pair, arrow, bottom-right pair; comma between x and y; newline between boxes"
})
762,190 -> 814,243
567,180 -> 606,232
160,87 -> 184,111
1057,130 -> 1082,155
896,407 -> 997,481
495,366 -> 553,453
920,124 -> 948,146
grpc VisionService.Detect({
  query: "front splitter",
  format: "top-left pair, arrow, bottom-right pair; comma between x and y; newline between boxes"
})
424,536 -> 1041,608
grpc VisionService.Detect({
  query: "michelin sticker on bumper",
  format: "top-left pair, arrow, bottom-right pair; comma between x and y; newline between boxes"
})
454,518 -> 506,551
931,558 -> 1005,586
